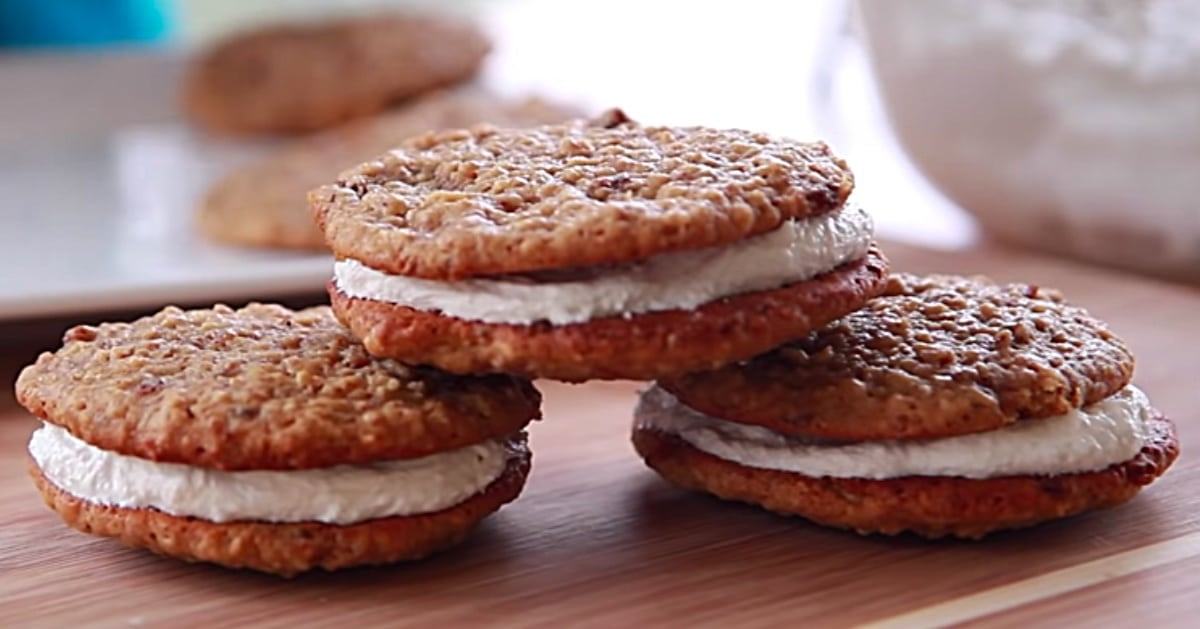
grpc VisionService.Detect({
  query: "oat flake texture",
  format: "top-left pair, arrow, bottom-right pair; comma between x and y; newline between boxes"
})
662,273 -> 1136,440
15,304 -> 541,470
310,113 -> 856,279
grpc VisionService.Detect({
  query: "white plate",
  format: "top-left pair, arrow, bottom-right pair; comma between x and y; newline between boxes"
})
0,124 -> 331,322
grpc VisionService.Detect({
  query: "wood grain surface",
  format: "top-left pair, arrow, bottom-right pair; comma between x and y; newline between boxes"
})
1,241 -> 1197,627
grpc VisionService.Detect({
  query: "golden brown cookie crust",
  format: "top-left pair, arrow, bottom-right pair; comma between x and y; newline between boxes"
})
633,413 -> 1178,539
661,273 -> 1135,441
310,114 -> 856,279
197,91 -> 584,250
15,304 -> 540,470
329,246 -> 889,381
182,14 -> 490,136
29,436 -> 530,577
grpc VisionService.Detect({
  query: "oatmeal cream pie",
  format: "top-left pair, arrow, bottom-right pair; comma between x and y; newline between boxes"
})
310,111 -> 889,381
182,13 -> 491,136
198,90 -> 582,251
634,274 -> 1179,538
16,304 -> 538,576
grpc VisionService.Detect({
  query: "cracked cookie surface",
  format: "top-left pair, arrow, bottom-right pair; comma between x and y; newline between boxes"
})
310,112 -> 856,279
661,273 -> 1135,440
16,304 -> 540,470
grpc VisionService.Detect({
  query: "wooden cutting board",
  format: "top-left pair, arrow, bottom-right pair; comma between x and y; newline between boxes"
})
1,240 -> 1197,627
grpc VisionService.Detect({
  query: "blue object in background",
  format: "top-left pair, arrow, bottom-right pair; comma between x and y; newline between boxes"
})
0,0 -> 175,48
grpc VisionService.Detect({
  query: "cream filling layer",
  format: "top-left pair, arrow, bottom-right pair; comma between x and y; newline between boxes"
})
28,423 -> 512,525
333,204 -> 874,325
634,385 -> 1152,480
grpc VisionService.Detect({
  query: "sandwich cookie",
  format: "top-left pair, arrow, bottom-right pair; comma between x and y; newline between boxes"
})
311,111 -> 889,381
16,304 -> 539,576
634,274 -> 1179,538
198,91 -> 582,251
182,13 -> 490,136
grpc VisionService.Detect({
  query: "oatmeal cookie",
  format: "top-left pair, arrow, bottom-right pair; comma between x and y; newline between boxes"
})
662,273 -> 1134,440
29,440 -> 530,577
313,114 -> 883,379
182,14 -> 490,135
632,417 -> 1177,538
330,246 -> 889,381
18,303 -> 537,575
16,303 -> 540,470
310,111 -> 856,279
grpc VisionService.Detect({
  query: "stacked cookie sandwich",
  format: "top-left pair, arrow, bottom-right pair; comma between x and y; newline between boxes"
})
633,274 -> 1179,537
17,304 -> 539,576
310,110 -> 890,381
21,109 -> 1177,582
308,111 -> 1176,537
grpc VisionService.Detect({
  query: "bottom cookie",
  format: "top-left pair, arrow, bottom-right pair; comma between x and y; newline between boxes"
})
631,414 -> 1179,539
329,246 -> 889,381
29,445 -> 531,577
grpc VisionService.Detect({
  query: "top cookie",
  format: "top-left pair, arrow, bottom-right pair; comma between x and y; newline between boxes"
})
310,111 -> 855,279
198,91 -> 583,250
660,273 -> 1135,440
15,304 -> 540,471
182,14 -> 490,135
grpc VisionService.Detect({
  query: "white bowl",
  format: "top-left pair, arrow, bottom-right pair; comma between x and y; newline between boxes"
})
855,0 -> 1200,282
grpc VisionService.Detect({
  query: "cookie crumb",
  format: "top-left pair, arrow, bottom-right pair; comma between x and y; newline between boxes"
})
591,108 -> 634,128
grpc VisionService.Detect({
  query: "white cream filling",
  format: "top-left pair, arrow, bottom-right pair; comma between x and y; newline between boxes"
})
334,204 -> 874,325
28,423 -> 512,525
635,385 -> 1153,479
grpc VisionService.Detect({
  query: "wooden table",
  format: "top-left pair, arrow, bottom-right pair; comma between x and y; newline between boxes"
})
1,241 -> 1197,627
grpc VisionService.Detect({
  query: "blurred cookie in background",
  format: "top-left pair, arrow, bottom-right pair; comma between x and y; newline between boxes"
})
181,12 -> 491,136
197,90 -> 584,251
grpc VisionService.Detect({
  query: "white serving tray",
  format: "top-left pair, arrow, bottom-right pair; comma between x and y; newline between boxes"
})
0,124 -> 330,321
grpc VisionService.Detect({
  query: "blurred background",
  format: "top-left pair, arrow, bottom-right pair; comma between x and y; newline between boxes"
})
0,0 -> 481,47
0,0 -> 1196,327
